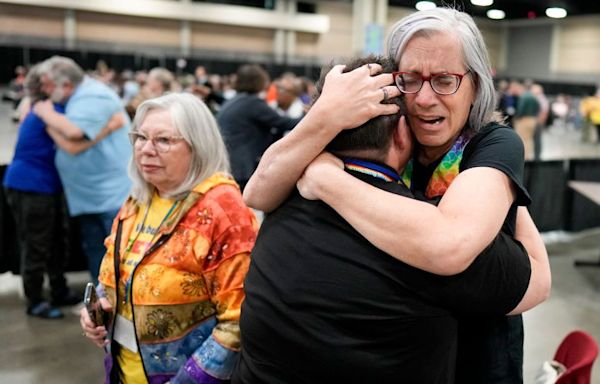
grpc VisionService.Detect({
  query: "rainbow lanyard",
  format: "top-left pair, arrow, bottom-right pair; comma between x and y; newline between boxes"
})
401,132 -> 472,199
343,158 -> 401,183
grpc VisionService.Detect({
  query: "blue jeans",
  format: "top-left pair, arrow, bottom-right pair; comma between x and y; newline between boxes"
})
76,209 -> 119,285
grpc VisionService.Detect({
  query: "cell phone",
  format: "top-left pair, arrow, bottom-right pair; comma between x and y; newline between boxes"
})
83,282 -> 106,326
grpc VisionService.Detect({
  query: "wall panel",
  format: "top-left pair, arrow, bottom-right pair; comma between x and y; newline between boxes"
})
191,23 -> 273,54
506,24 -> 553,79
305,1 -> 353,60
0,4 -> 63,38
295,32 -> 319,58
556,18 -> 600,74
76,11 -> 180,46
479,22 -> 506,72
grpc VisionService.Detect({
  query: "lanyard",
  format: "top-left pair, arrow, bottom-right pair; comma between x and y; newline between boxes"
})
118,200 -> 178,307
343,157 -> 401,183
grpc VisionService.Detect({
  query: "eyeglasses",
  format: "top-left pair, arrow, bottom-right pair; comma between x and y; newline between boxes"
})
392,71 -> 471,95
128,132 -> 185,153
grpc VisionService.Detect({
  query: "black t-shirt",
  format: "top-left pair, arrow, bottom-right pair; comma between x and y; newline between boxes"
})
410,123 -> 531,384
234,165 -> 531,384
412,123 -> 531,234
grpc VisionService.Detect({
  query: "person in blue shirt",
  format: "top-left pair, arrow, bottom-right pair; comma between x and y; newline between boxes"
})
3,63 -> 123,319
36,56 -> 132,285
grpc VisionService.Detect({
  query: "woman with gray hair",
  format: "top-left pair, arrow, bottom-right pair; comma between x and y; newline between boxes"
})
79,92 -> 258,384
243,7 -> 547,384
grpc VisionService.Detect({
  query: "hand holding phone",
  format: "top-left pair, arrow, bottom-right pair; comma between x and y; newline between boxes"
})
84,282 -> 106,326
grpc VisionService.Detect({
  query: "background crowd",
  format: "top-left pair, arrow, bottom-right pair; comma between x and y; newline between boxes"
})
5,59 -> 600,153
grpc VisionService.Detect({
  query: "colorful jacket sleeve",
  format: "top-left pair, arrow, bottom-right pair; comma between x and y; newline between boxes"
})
171,188 -> 256,384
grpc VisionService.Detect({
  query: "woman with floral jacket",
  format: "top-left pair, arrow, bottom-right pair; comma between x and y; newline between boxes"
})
80,93 -> 258,384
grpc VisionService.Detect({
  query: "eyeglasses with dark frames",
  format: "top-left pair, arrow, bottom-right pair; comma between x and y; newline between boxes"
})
392,71 -> 471,95
128,132 -> 185,153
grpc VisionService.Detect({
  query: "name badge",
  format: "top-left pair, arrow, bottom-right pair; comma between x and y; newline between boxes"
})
113,314 -> 138,353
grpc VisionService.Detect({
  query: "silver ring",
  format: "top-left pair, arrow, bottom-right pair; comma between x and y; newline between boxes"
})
82,331 -> 86,337
382,87 -> 389,102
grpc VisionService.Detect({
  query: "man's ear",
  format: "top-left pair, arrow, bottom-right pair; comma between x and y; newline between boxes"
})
392,120 -> 403,149
394,116 -> 412,153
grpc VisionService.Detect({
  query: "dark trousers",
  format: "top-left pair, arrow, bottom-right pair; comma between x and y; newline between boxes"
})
456,314 -> 524,384
4,188 -> 70,306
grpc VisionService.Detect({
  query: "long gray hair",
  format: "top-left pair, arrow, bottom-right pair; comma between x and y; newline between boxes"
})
387,7 -> 499,133
129,93 -> 230,203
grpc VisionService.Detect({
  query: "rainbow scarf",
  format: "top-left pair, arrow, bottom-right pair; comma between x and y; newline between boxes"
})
401,132 -> 472,199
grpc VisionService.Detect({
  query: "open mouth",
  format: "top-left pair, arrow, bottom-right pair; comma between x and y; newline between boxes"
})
418,116 -> 445,125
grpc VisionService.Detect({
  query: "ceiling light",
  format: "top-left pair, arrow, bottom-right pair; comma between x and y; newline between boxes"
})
546,7 -> 567,18
470,0 -> 493,6
415,1 -> 436,11
486,9 -> 505,20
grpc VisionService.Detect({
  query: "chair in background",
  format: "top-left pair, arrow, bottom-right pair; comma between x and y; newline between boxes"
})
555,330 -> 599,384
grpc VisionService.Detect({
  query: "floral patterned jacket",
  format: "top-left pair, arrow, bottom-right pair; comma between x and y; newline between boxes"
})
98,173 -> 258,384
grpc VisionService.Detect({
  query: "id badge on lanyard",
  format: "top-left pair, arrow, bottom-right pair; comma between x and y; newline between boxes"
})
114,314 -> 138,353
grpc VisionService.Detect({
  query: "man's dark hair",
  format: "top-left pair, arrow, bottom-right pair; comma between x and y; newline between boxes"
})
235,64 -> 270,94
312,55 -> 405,158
